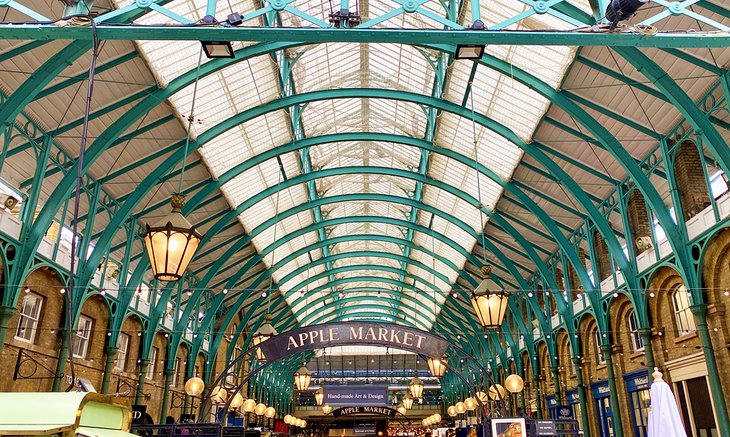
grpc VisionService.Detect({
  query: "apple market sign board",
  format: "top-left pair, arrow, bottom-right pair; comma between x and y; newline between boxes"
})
324,386 -> 388,407
257,322 -> 450,363
333,406 -> 398,418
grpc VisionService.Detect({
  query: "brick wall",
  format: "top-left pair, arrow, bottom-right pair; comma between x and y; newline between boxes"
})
627,189 -> 652,254
592,229 -> 612,282
674,140 -> 711,221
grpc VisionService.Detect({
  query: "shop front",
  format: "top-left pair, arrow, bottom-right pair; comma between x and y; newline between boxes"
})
590,380 -> 614,437
623,369 -> 650,437
665,352 -> 719,436
563,389 -> 581,428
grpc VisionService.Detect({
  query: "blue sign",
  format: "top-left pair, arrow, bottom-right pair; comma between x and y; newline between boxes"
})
591,380 -> 610,399
323,385 -> 388,406
546,395 -> 557,408
557,405 -> 574,420
623,369 -> 650,392
565,389 -> 579,404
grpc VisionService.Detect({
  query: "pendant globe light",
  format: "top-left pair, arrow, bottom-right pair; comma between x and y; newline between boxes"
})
447,406 -> 457,417
284,415 -> 293,424
252,314 -> 277,361
470,265 -> 510,329
464,397 -> 477,411
294,365 -> 312,391
243,398 -> 257,413
455,401 -> 466,414
314,388 -> 324,406
210,386 -> 228,404
504,374 -> 524,394
427,356 -> 447,378
230,393 -> 244,409
265,406 -> 276,419
488,384 -> 507,401
408,372 -> 424,399
254,403 -> 267,416
184,377 -> 205,397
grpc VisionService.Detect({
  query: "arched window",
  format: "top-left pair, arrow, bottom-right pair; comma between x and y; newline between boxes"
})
594,330 -> 606,364
672,285 -> 696,336
627,309 -> 644,352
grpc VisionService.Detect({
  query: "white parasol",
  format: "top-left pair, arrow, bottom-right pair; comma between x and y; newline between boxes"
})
647,367 -> 687,437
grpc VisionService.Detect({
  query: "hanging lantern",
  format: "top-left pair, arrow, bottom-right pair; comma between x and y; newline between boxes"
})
397,405 -> 407,415
284,414 -> 293,424
427,356 -> 447,378
230,393 -> 244,409
210,386 -> 228,404
265,406 -> 276,418
447,406 -> 457,417
401,393 -> 414,410
294,365 -> 312,391
254,403 -> 267,416
488,384 -> 507,401
455,402 -> 466,414
143,193 -> 202,281
470,266 -> 510,329
464,397 -> 477,411
184,377 -> 205,397
408,373 -> 424,399
252,314 -> 277,361
243,398 -> 257,413
322,404 -> 333,415
314,389 -> 324,406
504,374 -> 525,394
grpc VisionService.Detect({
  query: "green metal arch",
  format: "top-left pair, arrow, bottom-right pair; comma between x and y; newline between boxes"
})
219,216 -> 481,295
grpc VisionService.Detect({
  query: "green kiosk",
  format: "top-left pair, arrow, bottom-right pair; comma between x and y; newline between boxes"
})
0,392 -> 135,437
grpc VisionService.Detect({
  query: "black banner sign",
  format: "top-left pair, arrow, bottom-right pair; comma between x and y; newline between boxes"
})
131,405 -> 147,424
257,322 -> 449,362
333,406 -> 398,418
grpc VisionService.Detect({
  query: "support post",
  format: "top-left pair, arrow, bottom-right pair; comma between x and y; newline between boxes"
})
601,345 -> 624,437
551,365 -> 562,408
52,331 -> 70,392
135,359 -> 150,405
691,304 -> 730,435
101,346 -> 118,394
573,357 -> 591,437
0,306 -> 15,357
160,369 -> 173,423
638,328 -> 655,383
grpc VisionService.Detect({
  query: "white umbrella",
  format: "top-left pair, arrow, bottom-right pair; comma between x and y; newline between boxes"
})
647,367 -> 687,437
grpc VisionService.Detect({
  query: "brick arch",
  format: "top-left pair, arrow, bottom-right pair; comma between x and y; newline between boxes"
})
700,226 -> 730,304
608,293 -> 637,354
555,329 -> 572,390
647,266 -> 684,337
577,312 -> 599,381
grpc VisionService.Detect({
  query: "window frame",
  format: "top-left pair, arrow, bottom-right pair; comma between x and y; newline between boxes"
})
672,285 -> 696,336
146,347 -> 158,380
115,333 -> 130,371
15,292 -> 43,344
594,331 -> 606,365
72,315 -> 93,359
627,309 -> 644,352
